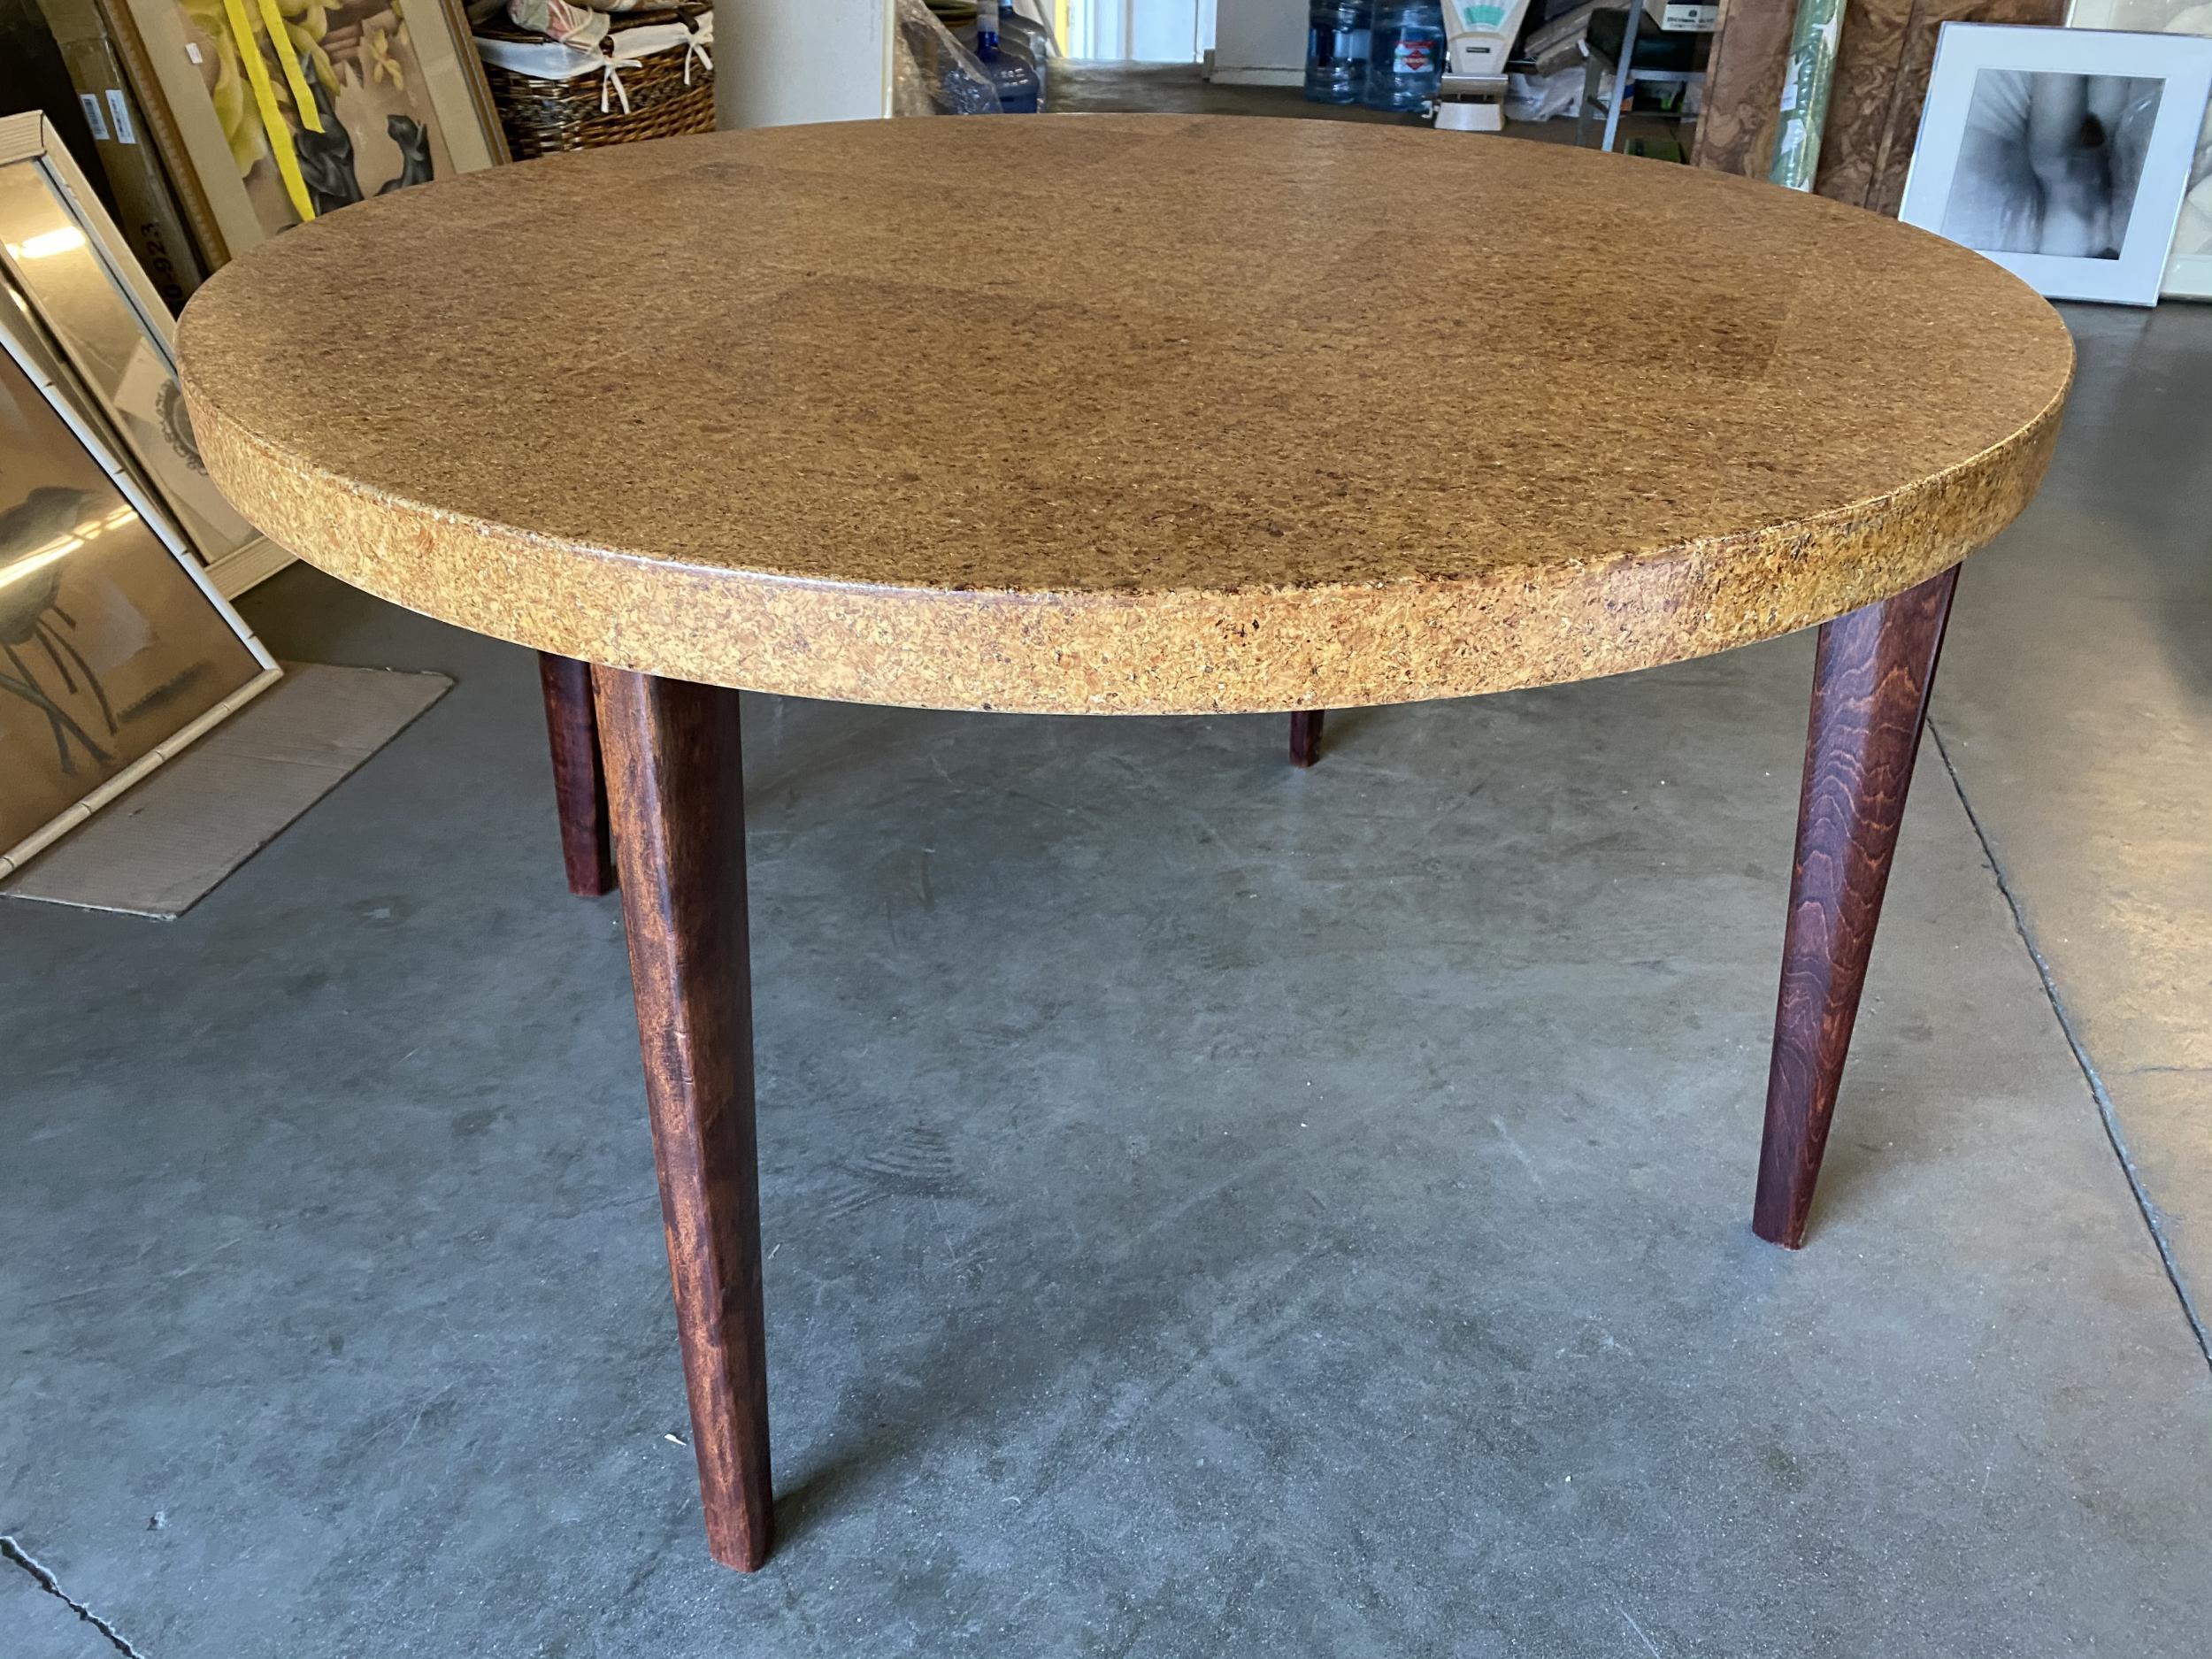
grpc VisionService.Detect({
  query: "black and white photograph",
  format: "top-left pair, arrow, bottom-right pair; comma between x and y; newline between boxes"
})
1939,70 -> 2161,257
1901,22 -> 2212,303
2069,0 -> 2212,296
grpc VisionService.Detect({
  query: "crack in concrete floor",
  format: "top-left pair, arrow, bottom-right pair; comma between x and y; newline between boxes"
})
1,1538 -> 145,1658
1930,719 -> 2212,1370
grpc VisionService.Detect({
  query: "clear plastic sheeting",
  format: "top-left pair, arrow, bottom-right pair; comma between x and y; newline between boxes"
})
1506,64 -> 1601,122
894,0 -> 1002,115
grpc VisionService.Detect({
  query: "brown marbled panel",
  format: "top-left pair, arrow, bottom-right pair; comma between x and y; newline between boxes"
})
1693,0 -> 1797,182
1864,0 -> 2068,219
177,116 -> 2071,714
1816,0 -> 1924,210
1699,1 -> 2067,212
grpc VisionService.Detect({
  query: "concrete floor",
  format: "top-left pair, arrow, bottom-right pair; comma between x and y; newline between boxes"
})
1056,61 -> 1695,151
5,139 -> 2211,1659
1057,61 -> 1417,121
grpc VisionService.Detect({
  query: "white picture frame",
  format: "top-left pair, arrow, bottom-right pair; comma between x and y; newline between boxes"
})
0,113 -> 290,597
2067,1 -> 2212,298
0,289 -> 280,876
1900,22 -> 2212,305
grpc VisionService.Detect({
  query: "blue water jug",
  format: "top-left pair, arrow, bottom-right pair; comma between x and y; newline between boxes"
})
1304,1 -> 1373,105
961,7 -> 1043,114
997,8 -> 1053,110
1363,0 -> 1444,111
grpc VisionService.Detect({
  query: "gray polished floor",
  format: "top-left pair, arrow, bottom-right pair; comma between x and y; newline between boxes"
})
4,312 -> 2210,1656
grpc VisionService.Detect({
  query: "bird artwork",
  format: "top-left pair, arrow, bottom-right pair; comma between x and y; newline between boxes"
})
293,61 -> 367,217
0,349 -> 272,864
380,116 -> 435,194
0,485 -> 120,776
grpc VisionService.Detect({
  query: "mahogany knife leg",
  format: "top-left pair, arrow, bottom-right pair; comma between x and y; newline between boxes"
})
594,667 -> 772,1570
538,652 -> 617,897
1754,566 -> 1959,1249
1288,709 -> 1325,767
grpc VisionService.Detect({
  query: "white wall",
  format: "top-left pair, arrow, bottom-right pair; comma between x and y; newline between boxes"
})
714,0 -> 893,128
1073,0 -> 1210,61
1210,0 -> 1304,81
1129,0 -> 1205,60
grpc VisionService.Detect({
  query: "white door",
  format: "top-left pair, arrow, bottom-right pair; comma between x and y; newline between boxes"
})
1069,0 -> 1210,62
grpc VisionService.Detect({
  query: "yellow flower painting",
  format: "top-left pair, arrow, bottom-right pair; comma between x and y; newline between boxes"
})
167,0 -> 456,235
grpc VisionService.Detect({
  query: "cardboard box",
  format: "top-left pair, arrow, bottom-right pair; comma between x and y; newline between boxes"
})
35,0 -> 208,309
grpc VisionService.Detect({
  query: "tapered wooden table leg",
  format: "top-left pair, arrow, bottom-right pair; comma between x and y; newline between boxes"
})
594,667 -> 772,1571
538,653 -> 617,897
1755,566 -> 1960,1249
1288,710 -> 1325,768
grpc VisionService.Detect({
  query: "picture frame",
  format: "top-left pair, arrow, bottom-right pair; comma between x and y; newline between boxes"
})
117,0 -> 508,259
0,284 -> 279,876
1899,21 -> 2212,305
2067,0 -> 2212,298
92,0 -> 235,271
0,111 -> 288,596
35,0 -> 219,309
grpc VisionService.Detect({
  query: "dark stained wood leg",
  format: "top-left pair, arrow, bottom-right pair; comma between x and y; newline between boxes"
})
594,668 -> 772,1571
1288,709 -> 1325,767
538,652 -> 617,897
1754,566 -> 1960,1249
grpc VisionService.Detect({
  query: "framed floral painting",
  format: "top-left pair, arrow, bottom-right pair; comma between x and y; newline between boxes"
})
119,0 -> 505,257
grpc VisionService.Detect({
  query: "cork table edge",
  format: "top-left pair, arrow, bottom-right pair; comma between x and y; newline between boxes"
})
181,349 -> 2070,718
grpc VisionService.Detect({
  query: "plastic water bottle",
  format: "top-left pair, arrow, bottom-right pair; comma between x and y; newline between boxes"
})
1001,9 -> 1052,109
1363,0 -> 1444,111
986,35 -> 1043,113
959,4 -> 1044,113
1304,1 -> 1372,105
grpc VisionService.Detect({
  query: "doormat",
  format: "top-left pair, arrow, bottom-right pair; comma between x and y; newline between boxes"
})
1,663 -> 452,919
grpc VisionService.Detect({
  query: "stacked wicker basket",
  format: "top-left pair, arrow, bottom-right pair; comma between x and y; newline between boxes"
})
477,4 -> 716,160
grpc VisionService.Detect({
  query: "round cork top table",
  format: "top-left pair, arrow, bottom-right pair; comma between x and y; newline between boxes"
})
177,114 -> 2075,1572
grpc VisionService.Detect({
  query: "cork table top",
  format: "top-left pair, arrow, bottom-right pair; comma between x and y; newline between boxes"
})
178,115 -> 2072,716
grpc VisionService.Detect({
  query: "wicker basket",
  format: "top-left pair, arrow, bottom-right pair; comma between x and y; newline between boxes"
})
478,8 -> 715,160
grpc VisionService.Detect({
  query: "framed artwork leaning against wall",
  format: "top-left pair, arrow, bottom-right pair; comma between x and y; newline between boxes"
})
2068,0 -> 2212,296
1900,22 -> 2212,303
118,0 -> 505,257
0,286 -> 278,875
0,112 -> 285,595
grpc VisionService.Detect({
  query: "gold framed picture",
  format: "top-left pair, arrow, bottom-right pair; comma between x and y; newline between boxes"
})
91,0 -> 238,270
119,0 -> 507,258
36,0 -> 220,307
0,287 -> 278,875
0,112 -> 285,596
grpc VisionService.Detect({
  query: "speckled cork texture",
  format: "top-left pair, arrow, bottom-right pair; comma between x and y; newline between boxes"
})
177,114 -> 2072,715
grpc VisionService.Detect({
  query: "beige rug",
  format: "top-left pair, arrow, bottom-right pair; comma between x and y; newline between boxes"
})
1,663 -> 452,919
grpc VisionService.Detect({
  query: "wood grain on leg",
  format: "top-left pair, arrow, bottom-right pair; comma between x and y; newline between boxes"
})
538,652 -> 617,897
595,669 -> 772,1570
1755,565 -> 1959,1249
1288,710 -> 1325,768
